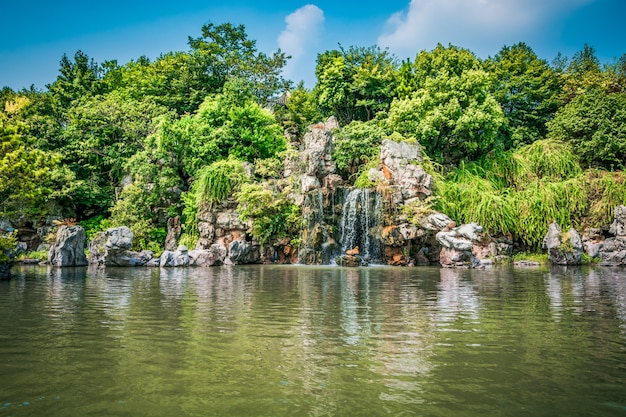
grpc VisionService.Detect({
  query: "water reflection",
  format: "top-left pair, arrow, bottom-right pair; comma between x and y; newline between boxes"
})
1,265 -> 626,417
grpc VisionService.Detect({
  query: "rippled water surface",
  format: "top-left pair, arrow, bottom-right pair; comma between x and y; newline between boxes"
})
1,265 -> 625,416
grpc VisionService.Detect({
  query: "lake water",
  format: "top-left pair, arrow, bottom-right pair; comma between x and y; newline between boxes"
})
1,264 -> 625,416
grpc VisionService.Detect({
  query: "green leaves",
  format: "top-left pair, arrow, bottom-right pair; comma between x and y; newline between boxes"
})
0,121 -> 60,217
547,88 -> 626,169
388,63 -> 505,164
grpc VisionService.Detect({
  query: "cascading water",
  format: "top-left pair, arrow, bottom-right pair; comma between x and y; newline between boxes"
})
339,188 -> 383,263
299,188 -> 340,264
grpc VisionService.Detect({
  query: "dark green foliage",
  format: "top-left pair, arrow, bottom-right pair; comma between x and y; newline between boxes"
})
485,43 -> 562,148
547,89 -> 626,169
315,45 -> 398,124
0,232 -> 17,264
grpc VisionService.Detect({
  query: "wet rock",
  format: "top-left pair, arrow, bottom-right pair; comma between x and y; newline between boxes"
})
48,225 -> 88,267
228,240 -> 261,265
160,245 -> 190,267
336,254 -> 366,267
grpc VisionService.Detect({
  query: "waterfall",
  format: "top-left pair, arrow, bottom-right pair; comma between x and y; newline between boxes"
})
339,189 -> 383,263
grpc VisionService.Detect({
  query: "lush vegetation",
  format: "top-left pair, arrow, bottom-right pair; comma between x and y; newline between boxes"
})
1,17 -> 624,256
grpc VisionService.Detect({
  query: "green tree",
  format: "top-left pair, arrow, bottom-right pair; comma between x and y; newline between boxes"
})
547,88 -> 626,169
314,45 -> 398,125
188,22 -> 288,105
485,43 -> 562,148
57,92 -> 172,215
0,120 -> 60,217
47,50 -> 105,111
388,46 -> 505,165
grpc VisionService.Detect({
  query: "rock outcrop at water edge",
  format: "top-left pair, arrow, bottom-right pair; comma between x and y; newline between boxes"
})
436,222 -> 484,268
594,205 -> 626,265
542,221 -> 583,265
48,225 -> 89,267
88,226 -> 154,267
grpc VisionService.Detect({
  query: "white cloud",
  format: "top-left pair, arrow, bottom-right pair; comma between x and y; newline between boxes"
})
278,4 -> 325,79
377,0 -> 594,58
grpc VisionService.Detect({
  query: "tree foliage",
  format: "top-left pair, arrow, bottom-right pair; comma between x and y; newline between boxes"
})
547,89 -> 626,169
0,121 -> 60,216
315,45 -> 398,125
485,42 -> 562,148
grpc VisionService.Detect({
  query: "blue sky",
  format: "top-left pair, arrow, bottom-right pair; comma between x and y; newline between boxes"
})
1,0 -> 624,91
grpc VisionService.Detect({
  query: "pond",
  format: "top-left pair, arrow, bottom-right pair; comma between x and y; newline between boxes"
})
1,264 -> 625,416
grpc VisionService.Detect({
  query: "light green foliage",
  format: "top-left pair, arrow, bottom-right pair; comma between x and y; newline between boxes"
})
188,22 -> 288,105
586,171 -> 626,226
0,121 -> 60,217
485,42 -> 562,148
411,43 -> 482,87
332,120 -> 387,178
194,159 -> 249,208
275,82 -> 322,137
79,215 -> 112,242
353,159 -> 381,188
436,138 -> 626,248
315,45 -> 398,124
547,88 -> 626,169
388,68 -> 505,164
107,23 -> 287,114
236,183 -> 301,247
162,80 -> 286,179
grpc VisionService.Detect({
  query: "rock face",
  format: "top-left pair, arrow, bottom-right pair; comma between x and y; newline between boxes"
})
369,139 -> 433,203
596,205 -> 626,265
160,245 -> 190,267
188,244 -> 227,267
48,225 -> 89,267
228,240 -> 261,265
284,117 -> 339,197
436,222 -> 484,268
542,221 -> 583,265
164,216 -> 182,251
88,226 -> 154,267
0,246 -> 15,280
194,198 -> 261,265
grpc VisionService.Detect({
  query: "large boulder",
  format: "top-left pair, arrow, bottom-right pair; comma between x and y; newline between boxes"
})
542,221 -> 583,265
160,245 -> 190,267
284,117 -> 338,194
189,244 -> 227,267
436,222 -> 483,268
164,216 -> 182,251
88,226 -> 153,267
48,225 -> 88,267
228,240 -> 261,265
370,139 -> 433,202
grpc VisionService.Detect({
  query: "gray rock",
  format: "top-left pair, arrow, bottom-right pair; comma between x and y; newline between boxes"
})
48,225 -> 88,267
542,222 -> 582,265
188,244 -> 228,267
436,223 -> 483,268
228,240 -> 261,264
88,226 -> 153,267
164,216 -> 181,251
609,205 -> 626,237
